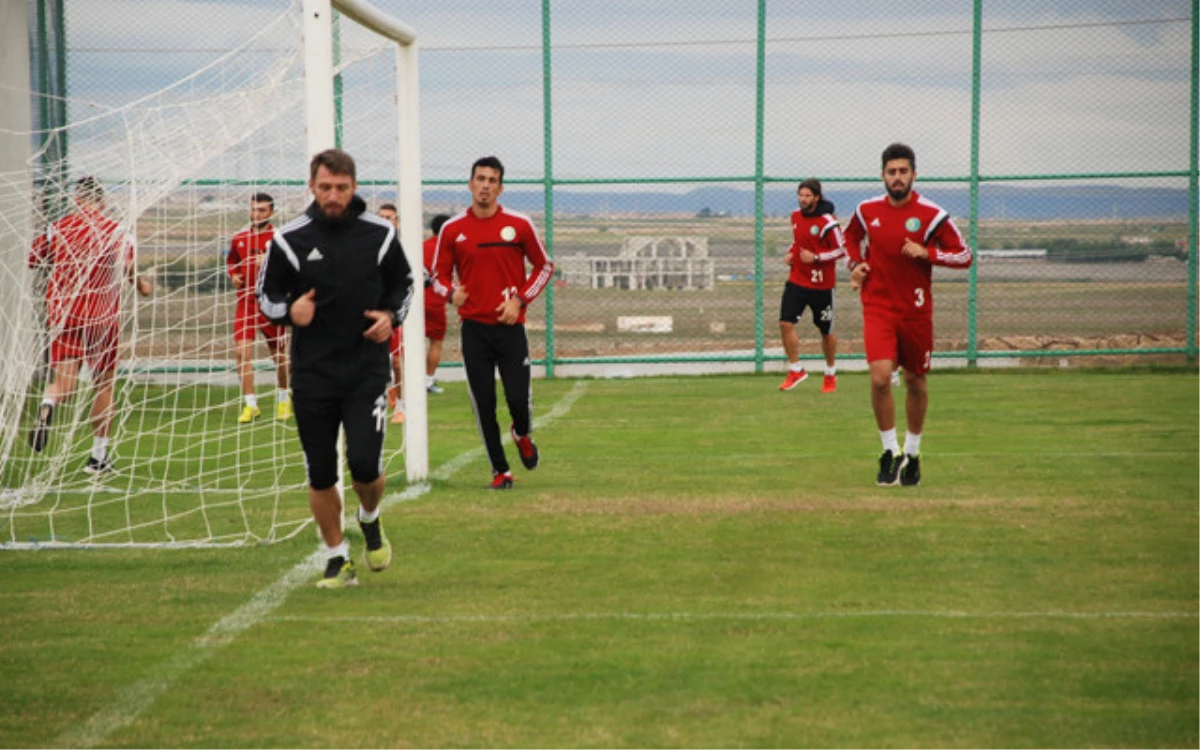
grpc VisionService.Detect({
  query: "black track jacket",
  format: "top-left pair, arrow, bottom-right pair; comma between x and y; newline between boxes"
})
258,196 -> 414,397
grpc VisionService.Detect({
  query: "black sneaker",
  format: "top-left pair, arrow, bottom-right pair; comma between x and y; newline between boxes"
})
900,454 -> 921,486
84,456 -> 112,474
876,450 -> 902,487
510,425 -> 539,470
488,471 -> 514,490
29,402 -> 54,452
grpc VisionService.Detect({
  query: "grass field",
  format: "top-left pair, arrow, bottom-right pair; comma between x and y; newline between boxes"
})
1,369 -> 1196,748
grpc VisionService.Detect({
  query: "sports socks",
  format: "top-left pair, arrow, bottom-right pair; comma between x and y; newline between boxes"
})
788,361 -> 805,373
326,540 -> 350,561
277,389 -> 289,403
903,432 -> 922,457
880,428 -> 900,455
358,506 -> 380,524
825,366 -> 836,376
92,436 -> 110,461
244,394 -> 258,408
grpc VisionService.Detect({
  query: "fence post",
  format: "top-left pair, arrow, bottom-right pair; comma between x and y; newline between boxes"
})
1188,4 -> 1198,364
966,0 -> 983,367
542,0 -> 556,378
753,0 -> 767,373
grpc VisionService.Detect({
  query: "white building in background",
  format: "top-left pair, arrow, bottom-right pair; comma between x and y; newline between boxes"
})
558,236 -> 715,291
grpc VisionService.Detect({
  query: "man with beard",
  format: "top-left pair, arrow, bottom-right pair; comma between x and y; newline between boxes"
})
843,143 -> 973,488
258,149 -> 414,588
778,178 -> 846,393
227,192 -> 291,423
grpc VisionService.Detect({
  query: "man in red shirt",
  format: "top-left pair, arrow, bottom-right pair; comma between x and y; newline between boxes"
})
844,143 -> 973,487
27,176 -> 153,472
778,178 -> 846,393
227,192 -> 290,423
379,203 -> 405,423
431,156 -> 554,489
422,213 -> 451,395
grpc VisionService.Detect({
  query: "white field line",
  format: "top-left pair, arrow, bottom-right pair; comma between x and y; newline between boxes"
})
57,381 -> 590,749
268,610 -> 1199,625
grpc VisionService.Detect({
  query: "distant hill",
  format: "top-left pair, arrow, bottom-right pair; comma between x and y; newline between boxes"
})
424,184 -> 1190,221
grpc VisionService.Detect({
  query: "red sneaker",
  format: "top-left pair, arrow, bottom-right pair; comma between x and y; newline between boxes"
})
489,471 -> 514,490
821,374 -> 837,393
510,425 -> 540,470
779,369 -> 808,391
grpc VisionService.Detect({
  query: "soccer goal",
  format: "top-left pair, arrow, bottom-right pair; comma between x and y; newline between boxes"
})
0,0 -> 426,548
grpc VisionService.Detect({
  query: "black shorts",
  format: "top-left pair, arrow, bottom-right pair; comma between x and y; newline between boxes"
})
779,282 -> 835,336
292,378 -> 390,490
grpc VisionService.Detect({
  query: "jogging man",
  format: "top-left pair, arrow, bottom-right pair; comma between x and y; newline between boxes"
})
226,192 -> 290,423
27,176 -> 153,472
258,149 -> 414,588
778,178 -> 845,393
430,156 -> 554,490
843,143 -> 973,487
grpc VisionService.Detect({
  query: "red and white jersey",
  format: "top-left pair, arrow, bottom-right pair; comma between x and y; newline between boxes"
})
28,208 -> 135,328
423,234 -> 445,310
226,224 -> 275,306
431,205 -> 553,326
786,209 -> 845,290
843,191 -> 972,318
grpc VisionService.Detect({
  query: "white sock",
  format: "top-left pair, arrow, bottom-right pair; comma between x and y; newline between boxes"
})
358,506 -> 380,524
244,394 -> 258,408
788,361 -> 805,373
880,428 -> 900,455
326,541 -> 350,562
396,399 -> 405,412
92,437 -> 110,462
825,365 -> 836,377
425,375 -> 435,389
41,397 -> 56,408
277,389 -> 289,403
904,432 -> 922,457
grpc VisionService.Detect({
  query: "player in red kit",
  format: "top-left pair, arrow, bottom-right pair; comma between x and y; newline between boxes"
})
844,143 -> 973,487
778,178 -> 846,393
430,156 -> 554,489
422,213 -> 452,395
379,203 -> 405,423
227,192 -> 290,423
27,176 -> 153,472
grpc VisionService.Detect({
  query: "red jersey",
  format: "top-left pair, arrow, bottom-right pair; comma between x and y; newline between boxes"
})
423,234 -> 445,310
431,205 -> 553,326
226,224 -> 275,307
786,209 -> 845,290
28,208 -> 135,328
843,191 -> 972,318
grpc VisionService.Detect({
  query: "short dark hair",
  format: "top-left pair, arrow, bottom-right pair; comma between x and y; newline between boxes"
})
75,176 -> 104,205
430,213 -> 451,235
471,155 -> 505,183
310,148 -> 357,182
797,178 -> 823,197
881,142 -> 916,171
251,192 -> 274,208
379,203 -> 397,213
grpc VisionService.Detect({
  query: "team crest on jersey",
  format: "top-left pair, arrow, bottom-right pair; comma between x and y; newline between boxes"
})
905,217 -> 922,232
809,225 -> 819,236
500,226 -> 517,241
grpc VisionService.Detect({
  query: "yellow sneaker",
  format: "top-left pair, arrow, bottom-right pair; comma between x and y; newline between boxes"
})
276,400 -> 292,420
315,557 -> 359,589
237,405 -> 261,424
360,518 -> 392,572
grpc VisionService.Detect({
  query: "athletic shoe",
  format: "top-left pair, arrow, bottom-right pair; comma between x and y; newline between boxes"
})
238,405 -> 260,424
359,518 -> 392,572
427,381 -> 444,395
511,425 -> 539,470
821,374 -> 837,393
316,557 -> 359,589
900,454 -> 921,487
876,450 -> 903,487
276,400 -> 292,420
28,402 -> 54,452
489,471 -> 514,490
779,369 -> 808,391
83,456 -> 112,474
390,408 -> 405,425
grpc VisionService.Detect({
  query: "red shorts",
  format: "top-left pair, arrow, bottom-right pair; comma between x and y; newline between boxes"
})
51,321 -> 119,373
234,301 -> 286,346
424,303 -> 447,342
862,308 -> 934,375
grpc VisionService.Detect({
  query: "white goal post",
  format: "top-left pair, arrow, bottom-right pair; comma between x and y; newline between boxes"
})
313,0 -> 428,482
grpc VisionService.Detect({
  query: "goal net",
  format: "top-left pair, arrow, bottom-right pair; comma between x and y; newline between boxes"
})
0,0 -> 424,548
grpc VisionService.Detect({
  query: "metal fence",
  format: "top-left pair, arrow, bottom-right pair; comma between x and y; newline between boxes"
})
31,0 -> 1199,374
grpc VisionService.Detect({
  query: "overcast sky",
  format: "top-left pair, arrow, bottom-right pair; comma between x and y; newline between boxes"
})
52,0 -> 1194,187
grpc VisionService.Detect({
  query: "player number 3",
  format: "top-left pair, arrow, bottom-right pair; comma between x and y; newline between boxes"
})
914,287 -> 925,308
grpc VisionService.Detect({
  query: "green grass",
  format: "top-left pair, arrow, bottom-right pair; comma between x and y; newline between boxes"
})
1,369 -> 1196,747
